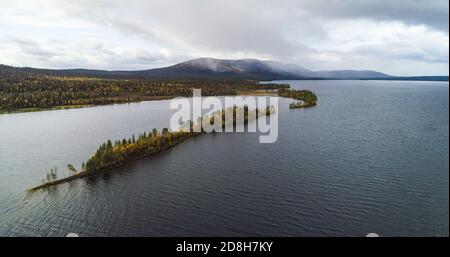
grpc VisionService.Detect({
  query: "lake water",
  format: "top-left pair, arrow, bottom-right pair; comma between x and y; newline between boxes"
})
0,80 -> 448,236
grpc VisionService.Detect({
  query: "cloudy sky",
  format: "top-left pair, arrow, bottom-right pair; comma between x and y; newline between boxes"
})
0,0 -> 448,75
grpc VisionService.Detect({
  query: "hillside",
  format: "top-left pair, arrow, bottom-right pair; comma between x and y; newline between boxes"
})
0,58 -> 391,80
1,58 -> 447,81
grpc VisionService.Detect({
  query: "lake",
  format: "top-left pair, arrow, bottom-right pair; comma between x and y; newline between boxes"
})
0,80 -> 448,236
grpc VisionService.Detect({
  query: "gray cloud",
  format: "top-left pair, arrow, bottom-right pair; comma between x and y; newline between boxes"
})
61,0 -> 318,58
1,0 -> 448,75
12,38 -> 57,59
296,0 -> 449,31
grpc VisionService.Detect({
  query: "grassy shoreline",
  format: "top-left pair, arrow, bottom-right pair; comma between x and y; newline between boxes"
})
2,89 -> 317,115
0,104 -> 95,114
0,96 -> 176,115
1,90 -> 282,115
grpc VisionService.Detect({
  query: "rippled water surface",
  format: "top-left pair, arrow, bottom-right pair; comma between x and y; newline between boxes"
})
0,80 -> 448,236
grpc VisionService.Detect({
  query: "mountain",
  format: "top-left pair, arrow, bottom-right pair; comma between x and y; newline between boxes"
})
129,58 -> 393,80
1,58 -> 448,81
126,58 -> 311,79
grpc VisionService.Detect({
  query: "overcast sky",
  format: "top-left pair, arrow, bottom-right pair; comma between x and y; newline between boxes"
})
0,0 -> 448,75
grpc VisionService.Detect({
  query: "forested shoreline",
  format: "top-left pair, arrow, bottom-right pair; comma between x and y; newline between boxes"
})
0,74 -> 287,113
278,88 -> 318,108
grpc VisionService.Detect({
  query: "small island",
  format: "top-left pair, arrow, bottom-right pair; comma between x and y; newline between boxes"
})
28,105 -> 275,191
277,88 -> 318,109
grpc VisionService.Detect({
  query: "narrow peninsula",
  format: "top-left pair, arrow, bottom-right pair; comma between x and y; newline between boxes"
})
28,105 -> 276,191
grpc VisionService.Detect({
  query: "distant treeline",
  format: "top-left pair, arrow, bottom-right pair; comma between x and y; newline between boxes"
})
362,76 -> 449,82
0,74 -> 287,112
